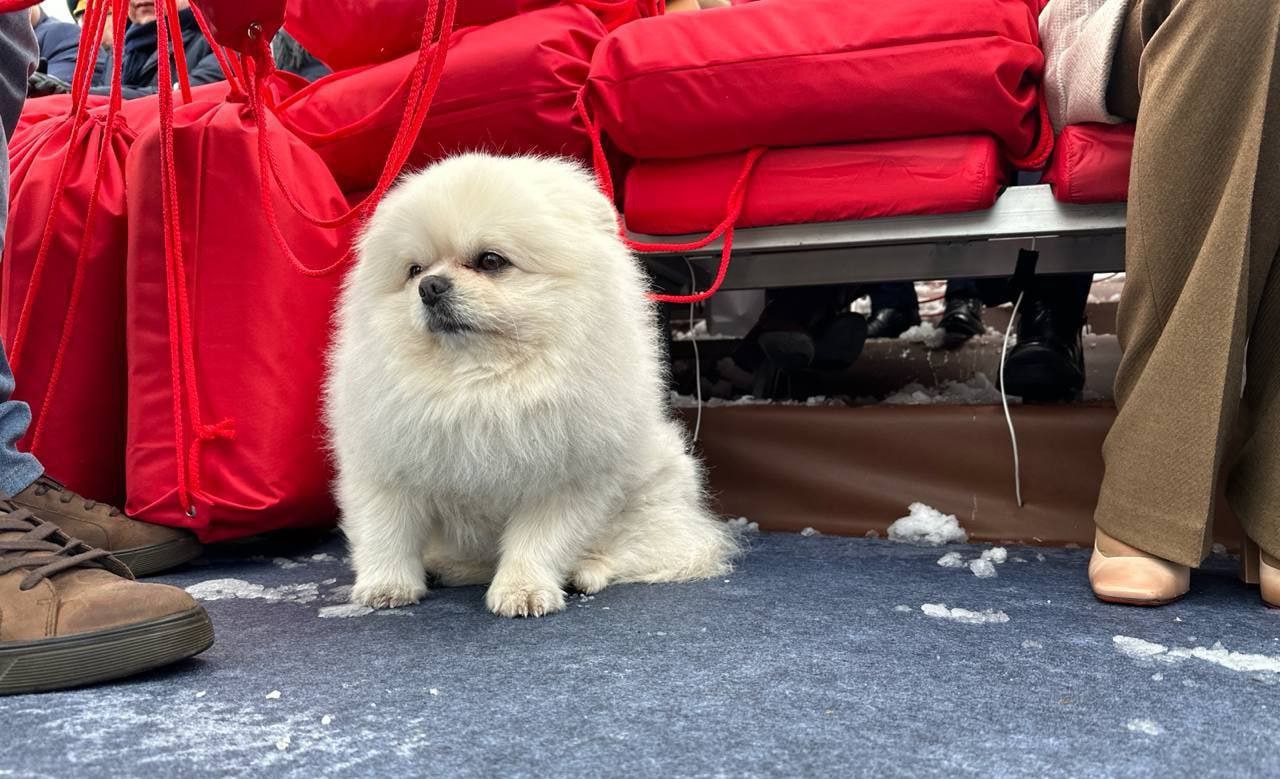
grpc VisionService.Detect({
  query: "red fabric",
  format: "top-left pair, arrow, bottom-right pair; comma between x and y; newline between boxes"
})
125,96 -> 352,542
283,0 -> 549,71
190,0 -> 286,56
1042,122 -> 1135,205
585,0 -> 1047,164
624,136 -> 1006,235
278,4 -> 603,193
15,95 -> 108,138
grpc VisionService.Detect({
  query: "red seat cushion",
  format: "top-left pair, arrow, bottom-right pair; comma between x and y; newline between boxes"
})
1042,122 -> 1134,204
586,0 -> 1047,165
623,135 -> 1006,235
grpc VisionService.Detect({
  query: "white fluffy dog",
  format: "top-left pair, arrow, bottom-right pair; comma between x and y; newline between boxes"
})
326,153 -> 738,617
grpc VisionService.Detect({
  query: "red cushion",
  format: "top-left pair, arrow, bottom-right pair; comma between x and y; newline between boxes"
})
1042,123 -> 1134,204
277,5 -> 602,193
623,136 -> 1006,235
586,0 -> 1046,164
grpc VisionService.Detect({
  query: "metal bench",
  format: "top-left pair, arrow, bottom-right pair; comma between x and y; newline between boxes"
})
633,184 -> 1127,294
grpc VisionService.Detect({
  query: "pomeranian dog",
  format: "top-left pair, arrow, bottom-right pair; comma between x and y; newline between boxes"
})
326,154 -> 738,617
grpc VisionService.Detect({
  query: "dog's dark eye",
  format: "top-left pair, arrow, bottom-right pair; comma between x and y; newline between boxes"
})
407,264 -> 424,280
475,252 -> 509,273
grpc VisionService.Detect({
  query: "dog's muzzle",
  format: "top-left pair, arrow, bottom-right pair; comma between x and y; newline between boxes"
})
419,275 -> 453,306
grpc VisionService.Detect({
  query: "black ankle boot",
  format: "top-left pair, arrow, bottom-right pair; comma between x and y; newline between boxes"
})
939,296 -> 985,348
1003,277 -> 1091,402
866,306 -> 920,339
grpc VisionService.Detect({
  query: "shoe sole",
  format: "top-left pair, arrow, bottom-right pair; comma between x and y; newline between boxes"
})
1093,593 -> 1183,608
114,536 -> 204,577
0,607 -> 214,695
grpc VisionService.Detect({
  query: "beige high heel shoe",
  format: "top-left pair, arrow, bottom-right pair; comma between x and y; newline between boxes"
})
1240,537 -> 1280,609
1089,528 -> 1191,606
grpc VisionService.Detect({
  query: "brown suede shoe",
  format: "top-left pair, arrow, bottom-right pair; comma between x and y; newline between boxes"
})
0,506 -> 214,695
10,475 -> 202,576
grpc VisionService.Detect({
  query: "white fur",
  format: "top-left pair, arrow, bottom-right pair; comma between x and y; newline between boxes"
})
326,153 -> 738,617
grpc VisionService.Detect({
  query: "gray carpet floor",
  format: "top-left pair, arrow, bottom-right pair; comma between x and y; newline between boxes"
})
3,530 -> 1279,778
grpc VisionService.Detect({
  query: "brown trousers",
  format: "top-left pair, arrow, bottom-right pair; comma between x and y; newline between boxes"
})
1097,0 -> 1280,566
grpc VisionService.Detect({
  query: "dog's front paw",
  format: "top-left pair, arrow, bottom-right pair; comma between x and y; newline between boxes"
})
569,558 -> 611,595
351,579 -> 427,609
485,580 -> 565,618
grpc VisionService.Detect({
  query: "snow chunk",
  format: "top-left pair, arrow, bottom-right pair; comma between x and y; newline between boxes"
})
318,603 -> 374,619
887,503 -> 968,546
275,735 -> 291,751
936,552 -> 967,569
920,603 -> 1010,624
882,373 -> 1010,406
1126,719 -> 1164,736
194,690 -> 207,698
727,517 -> 759,533
321,715 -> 333,726
429,689 -> 440,697
1022,640 -> 1043,649
969,558 -> 998,579
271,558 -> 304,570
800,527 -> 820,537
893,605 -> 914,613
982,547 -> 1009,564
898,322 -> 947,350
1113,636 -> 1169,660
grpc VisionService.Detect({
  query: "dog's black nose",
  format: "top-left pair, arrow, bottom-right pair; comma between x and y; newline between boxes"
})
418,275 -> 453,305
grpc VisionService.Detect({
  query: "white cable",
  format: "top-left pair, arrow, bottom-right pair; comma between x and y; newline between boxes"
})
683,257 -> 703,443
1000,291 -> 1024,508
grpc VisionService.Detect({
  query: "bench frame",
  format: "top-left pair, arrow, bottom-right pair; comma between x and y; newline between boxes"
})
632,184 -> 1127,293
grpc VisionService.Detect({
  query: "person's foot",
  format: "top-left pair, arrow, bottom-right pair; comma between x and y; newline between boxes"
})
1241,536 -> 1280,608
1088,528 -> 1190,606
10,476 -> 202,577
0,506 -> 214,695
865,305 -> 920,339
939,297 -> 985,348
1002,292 -> 1086,401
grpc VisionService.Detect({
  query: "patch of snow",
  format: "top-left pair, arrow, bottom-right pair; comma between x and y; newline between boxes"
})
1114,636 -> 1280,675
727,517 -> 759,533
429,689 -> 440,697
194,691 -> 207,698
318,603 -> 374,619
1126,719 -> 1163,736
983,547 -> 1009,564
920,603 -> 1010,625
1035,553 -> 1046,562
321,715 -> 333,726
899,322 -> 947,350
186,579 -> 323,605
800,527 -> 820,537
893,605 -> 914,613
936,552 -> 967,569
265,691 -> 281,700
310,553 -> 337,562
1151,673 -> 1164,682
887,503 -> 969,546
271,558 -> 304,570
275,735 -> 291,751
1021,640 -> 1043,649
881,373 -> 1011,406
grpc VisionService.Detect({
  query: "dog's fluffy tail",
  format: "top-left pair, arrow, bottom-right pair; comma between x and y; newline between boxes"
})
572,423 -> 741,591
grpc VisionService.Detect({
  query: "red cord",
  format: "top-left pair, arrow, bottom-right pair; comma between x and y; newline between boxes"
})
163,0 -> 193,103
254,0 -> 458,236
156,0 -> 234,514
189,5 -> 245,97
1009,91 -> 1055,170
575,85 -> 763,305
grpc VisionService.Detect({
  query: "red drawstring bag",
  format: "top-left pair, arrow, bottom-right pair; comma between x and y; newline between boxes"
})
283,0 -> 652,72
283,0 -> 553,71
124,94 -> 355,542
14,95 -> 108,139
623,136 -> 1007,235
276,4 -> 603,193
0,2 -> 137,504
584,0 -> 1050,167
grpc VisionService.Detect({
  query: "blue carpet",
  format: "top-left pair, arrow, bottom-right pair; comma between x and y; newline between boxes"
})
3,531 -> 1279,777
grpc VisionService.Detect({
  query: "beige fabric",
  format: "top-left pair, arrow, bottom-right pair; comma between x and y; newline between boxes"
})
1095,0 -> 1280,568
1039,0 -> 1129,130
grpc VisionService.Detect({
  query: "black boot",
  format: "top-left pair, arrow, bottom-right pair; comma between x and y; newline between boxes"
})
1003,274 -> 1092,402
865,306 -> 921,339
939,296 -> 985,348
